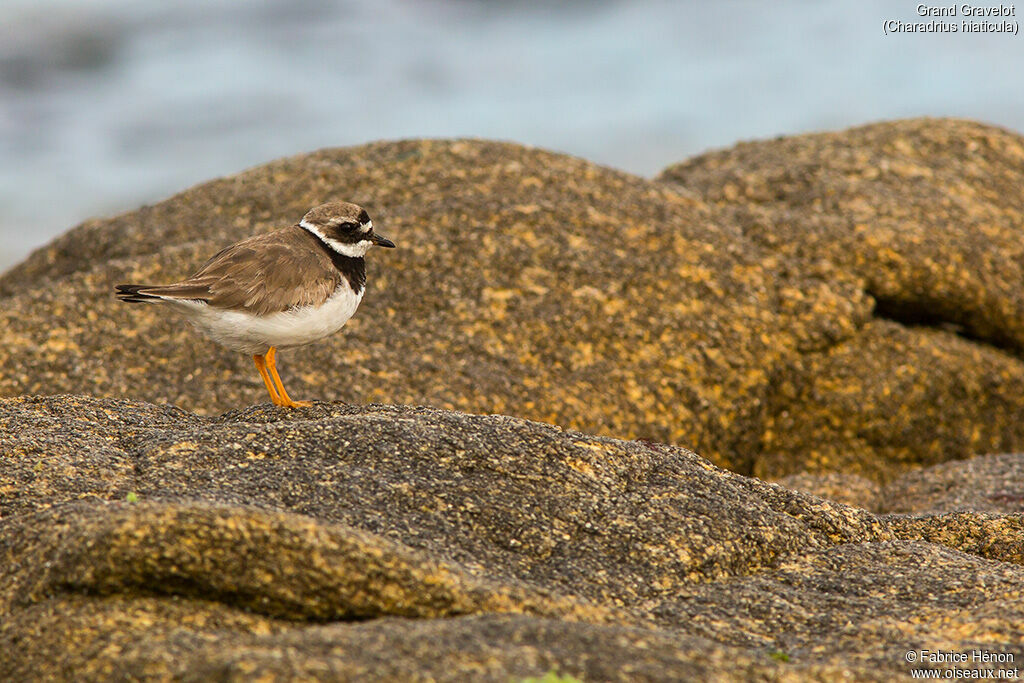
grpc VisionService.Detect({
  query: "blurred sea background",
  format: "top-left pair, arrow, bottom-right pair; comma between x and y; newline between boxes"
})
1,0 -> 1022,271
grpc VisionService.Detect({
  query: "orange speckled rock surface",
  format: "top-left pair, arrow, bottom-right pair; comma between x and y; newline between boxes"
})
659,117 -> 1024,478
777,451 -> 1024,516
1,138 -> 807,476
3,119 -> 1024,677
3,120 -> 1024,479
2,395 -> 1023,680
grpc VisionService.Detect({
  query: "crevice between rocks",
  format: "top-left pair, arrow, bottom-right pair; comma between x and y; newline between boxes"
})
64,581 -> 380,625
869,292 -> 1018,355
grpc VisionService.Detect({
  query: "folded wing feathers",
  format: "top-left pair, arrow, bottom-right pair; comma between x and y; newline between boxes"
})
115,228 -> 341,316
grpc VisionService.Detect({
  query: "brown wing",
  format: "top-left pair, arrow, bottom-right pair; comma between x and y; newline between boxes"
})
139,226 -> 341,316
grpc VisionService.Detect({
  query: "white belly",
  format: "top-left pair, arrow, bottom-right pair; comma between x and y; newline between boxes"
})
172,284 -> 364,355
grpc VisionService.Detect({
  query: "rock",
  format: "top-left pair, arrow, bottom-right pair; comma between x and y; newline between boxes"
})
7,122 -> 1024,478
3,602 -> 848,682
659,117 -> 1024,478
772,471 -> 880,510
2,139 -> 818,478
878,452 -> 1024,515
4,121 -> 1024,675
2,395 -> 1023,679
776,453 -> 1024,516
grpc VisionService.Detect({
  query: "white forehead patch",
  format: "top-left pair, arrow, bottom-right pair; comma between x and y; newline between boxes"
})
358,220 -> 373,234
300,219 -> 373,257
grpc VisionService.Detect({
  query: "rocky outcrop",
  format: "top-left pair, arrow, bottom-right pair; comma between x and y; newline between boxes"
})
659,117 -> 1024,478
3,120 -> 1024,478
2,395 -> 1023,680
3,119 -> 1024,678
779,452 -> 1024,515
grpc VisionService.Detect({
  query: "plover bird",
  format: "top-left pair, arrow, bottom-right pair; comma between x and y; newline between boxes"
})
116,202 -> 394,407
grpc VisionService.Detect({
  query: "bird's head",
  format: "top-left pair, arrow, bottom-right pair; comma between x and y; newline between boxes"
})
299,202 -> 395,257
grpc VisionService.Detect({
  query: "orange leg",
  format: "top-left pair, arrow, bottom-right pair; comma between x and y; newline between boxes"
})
265,346 -> 311,408
253,353 -> 283,405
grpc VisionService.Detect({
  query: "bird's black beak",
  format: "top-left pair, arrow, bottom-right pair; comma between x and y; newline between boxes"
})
370,232 -> 395,248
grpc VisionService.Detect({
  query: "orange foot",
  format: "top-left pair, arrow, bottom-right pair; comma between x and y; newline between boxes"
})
253,347 -> 312,408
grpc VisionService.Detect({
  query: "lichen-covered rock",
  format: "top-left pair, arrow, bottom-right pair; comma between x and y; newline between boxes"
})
0,396 -> 891,606
4,121 -> 1024,679
659,117 -> 1024,478
772,471 -> 881,510
775,451 -> 1024,517
877,452 -> 1024,515
660,119 -> 1024,356
8,122 -> 1024,478
2,395 -> 1023,680
3,139 -> 811,475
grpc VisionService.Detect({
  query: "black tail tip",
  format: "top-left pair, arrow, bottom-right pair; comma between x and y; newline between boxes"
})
116,283 -> 158,303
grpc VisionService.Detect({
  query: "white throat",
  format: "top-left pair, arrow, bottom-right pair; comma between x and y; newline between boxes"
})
300,219 -> 371,257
